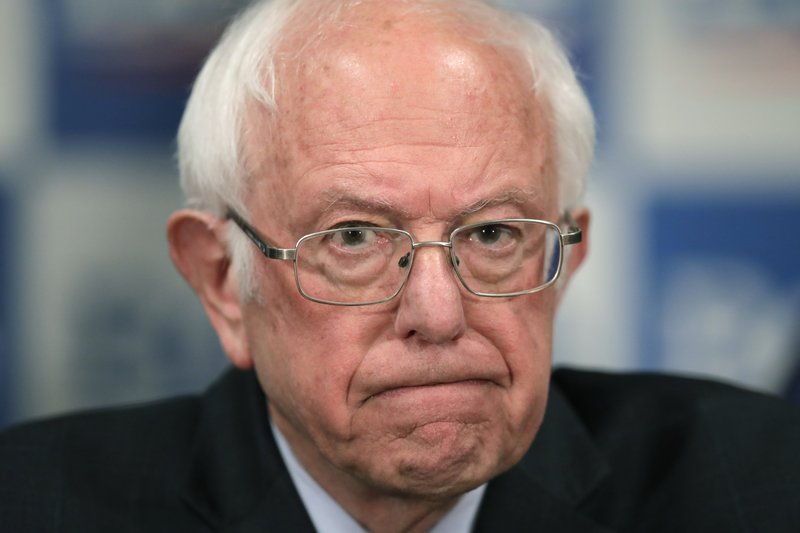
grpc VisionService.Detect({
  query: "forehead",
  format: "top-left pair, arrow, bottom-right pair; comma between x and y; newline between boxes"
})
248,3 -> 554,229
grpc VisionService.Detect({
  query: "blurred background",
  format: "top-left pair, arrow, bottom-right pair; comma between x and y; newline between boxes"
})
1,0 -> 798,429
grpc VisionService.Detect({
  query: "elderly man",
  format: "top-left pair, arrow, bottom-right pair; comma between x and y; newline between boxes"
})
2,0 -> 799,531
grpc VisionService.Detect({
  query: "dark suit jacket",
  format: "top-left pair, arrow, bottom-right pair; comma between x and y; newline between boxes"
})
1,368 -> 799,532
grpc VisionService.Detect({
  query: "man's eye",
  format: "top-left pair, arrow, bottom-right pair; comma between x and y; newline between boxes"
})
470,224 -> 512,246
331,227 -> 377,248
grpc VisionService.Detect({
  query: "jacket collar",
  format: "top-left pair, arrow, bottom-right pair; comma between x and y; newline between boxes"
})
179,369 -> 316,532
523,383 -> 610,505
474,384 -> 613,531
179,369 -> 611,531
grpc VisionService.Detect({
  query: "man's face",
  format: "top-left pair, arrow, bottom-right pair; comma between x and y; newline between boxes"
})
241,12 -> 561,498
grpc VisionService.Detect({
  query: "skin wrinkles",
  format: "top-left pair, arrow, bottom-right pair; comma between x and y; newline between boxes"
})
288,123 -> 549,225
286,167 -> 534,239
316,185 -> 545,230
282,134 -> 518,197
325,140 -> 500,152
284,156 -> 548,235
306,121 -> 508,155
225,4 -> 582,532
316,106 -> 497,129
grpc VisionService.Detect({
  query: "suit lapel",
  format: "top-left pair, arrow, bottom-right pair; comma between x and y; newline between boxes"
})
474,470 -> 613,533
178,369 -> 316,532
475,385 -> 614,532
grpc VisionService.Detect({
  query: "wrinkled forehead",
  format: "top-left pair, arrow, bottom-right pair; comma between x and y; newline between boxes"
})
244,1 -> 554,221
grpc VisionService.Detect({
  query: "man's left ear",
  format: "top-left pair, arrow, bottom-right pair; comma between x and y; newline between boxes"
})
556,207 -> 590,305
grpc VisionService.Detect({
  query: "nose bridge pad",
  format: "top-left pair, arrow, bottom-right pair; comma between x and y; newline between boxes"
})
400,242 -> 460,283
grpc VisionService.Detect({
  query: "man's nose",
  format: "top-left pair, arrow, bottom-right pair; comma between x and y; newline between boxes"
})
393,244 -> 466,343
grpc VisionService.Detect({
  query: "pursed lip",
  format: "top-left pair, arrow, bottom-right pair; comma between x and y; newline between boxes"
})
361,377 -> 500,405
353,339 -> 511,406
374,378 -> 491,397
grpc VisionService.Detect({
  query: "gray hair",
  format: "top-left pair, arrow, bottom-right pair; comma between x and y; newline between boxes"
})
177,0 -> 595,297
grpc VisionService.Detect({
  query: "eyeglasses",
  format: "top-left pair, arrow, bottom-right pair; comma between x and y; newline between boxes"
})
227,208 -> 582,306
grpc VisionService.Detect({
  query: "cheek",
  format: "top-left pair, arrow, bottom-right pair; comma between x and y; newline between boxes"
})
470,292 -> 555,373
496,297 -> 556,459
467,294 -> 555,425
246,275 -> 389,439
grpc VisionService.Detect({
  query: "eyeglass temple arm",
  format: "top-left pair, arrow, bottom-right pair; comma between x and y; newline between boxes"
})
225,208 -> 297,261
561,211 -> 582,246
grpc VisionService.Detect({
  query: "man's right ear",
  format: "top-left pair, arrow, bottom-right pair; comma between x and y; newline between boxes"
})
167,209 -> 253,369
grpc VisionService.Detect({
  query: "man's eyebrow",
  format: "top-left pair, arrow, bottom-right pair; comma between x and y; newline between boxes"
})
458,188 -> 541,217
318,192 -> 416,219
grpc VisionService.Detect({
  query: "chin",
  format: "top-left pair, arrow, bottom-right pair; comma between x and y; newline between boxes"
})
356,423 -> 510,498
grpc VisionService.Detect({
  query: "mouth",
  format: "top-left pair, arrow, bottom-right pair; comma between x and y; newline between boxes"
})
364,379 -> 494,403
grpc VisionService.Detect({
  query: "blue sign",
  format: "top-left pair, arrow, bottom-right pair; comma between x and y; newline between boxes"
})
641,190 -> 800,397
44,0 -> 249,141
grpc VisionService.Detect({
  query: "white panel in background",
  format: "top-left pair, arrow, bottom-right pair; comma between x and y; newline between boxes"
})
17,153 -> 226,421
0,1 -> 43,165
613,0 -> 800,173
554,174 -> 639,371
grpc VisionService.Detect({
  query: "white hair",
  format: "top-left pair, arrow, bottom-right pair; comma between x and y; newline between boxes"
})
177,0 -> 595,297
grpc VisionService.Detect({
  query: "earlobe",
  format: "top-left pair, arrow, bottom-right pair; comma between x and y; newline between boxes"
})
167,209 -> 253,369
